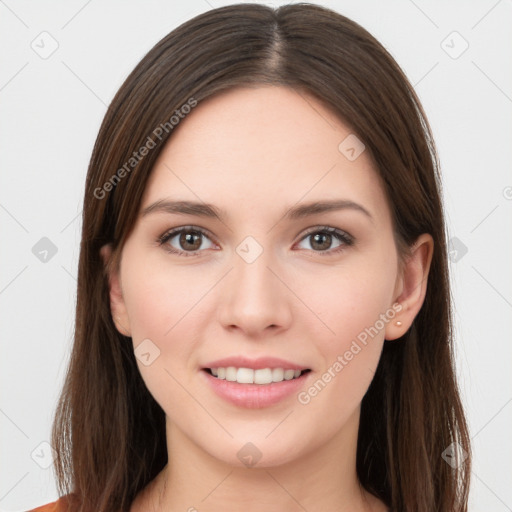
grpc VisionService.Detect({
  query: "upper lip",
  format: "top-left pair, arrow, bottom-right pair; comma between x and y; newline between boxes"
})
202,356 -> 310,371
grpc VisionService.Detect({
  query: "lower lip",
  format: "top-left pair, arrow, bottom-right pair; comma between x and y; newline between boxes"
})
201,369 -> 311,409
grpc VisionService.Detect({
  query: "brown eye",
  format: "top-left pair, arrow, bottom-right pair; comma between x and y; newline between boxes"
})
309,232 -> 333,251
159,227 -> 215,257
178,231 -> 203,251
296,227 -> 354,256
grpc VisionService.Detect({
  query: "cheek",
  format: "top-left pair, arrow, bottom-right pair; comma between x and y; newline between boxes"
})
295,296 -> 388,444
121,256 -> 205,341
296,253 -> 395,414
120,257 -> 208,399
303,255 -> 396,351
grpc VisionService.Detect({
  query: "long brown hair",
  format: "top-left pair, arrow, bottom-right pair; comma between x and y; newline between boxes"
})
51,3 -> 471,511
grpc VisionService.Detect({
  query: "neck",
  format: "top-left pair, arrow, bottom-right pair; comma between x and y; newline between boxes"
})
133,407 -> 385,512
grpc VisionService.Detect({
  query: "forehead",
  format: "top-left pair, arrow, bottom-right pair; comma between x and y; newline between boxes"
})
141,86 -> 391,227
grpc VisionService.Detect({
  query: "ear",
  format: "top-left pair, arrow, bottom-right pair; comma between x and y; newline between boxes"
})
100,244 -> 132,337
385,233 -> 434,341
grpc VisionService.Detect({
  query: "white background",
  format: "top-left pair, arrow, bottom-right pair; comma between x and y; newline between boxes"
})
1,1 -> 511,510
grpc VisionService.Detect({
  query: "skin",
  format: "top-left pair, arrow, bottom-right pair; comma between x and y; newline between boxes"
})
101,85 -> 433,512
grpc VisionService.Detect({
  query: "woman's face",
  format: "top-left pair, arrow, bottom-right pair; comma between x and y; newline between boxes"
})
107,86 -> 404,468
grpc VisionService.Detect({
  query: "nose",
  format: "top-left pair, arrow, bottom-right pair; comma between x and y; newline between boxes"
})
216,240 -> 293,338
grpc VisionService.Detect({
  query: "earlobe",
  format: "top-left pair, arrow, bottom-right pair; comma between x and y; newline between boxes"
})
385,233 -> 434,341
100,244 -> 132,337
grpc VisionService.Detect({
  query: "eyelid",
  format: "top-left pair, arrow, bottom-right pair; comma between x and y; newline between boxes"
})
158,225 -> 214,241
298,225 -> 353,242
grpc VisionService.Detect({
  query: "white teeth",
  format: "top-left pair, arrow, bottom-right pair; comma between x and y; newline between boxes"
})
237,367 -> 255,383
226,367 -> 237,381
253,368 -> 272,384
272,368 -> 284,381
284,369 -> 295,380
209,367 -> 306,384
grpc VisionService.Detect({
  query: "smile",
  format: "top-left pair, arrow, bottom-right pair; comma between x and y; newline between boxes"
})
201,367 -> 312,408
205,367 -> 311,385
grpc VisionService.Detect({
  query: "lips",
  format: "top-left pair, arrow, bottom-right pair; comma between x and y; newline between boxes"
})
201,367 -> 311,408
199,355 -> 313,408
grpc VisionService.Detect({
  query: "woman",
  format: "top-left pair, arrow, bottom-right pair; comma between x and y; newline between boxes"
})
30,3 -> 471,511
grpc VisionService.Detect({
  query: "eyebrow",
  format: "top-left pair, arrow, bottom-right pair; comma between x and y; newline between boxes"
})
141,198 -> 373,223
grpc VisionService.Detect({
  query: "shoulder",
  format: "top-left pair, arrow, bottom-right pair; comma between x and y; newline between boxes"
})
27,494 -> 75,512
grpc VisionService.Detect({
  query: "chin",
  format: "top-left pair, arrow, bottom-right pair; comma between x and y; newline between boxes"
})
206,436 -> 306,470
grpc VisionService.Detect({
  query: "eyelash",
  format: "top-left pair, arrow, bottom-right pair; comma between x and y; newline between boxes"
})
157,225 -> 354,258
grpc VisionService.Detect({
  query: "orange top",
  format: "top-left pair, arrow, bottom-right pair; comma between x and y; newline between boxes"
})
28,495 -> 71,512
